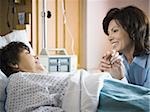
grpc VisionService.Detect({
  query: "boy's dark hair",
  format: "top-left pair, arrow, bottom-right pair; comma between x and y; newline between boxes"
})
103,5 -> 149,56
0,42 -> 30,77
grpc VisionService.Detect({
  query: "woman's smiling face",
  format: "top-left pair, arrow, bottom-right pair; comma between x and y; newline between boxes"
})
107,19 -> 134,53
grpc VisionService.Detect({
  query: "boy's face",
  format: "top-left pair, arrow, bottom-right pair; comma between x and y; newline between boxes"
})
17,49 -> 45,73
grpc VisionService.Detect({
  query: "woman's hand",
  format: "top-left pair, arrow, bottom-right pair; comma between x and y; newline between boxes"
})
98,50 -> 124,80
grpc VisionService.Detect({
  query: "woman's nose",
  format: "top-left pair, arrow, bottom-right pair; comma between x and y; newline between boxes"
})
108,35 -> 113,41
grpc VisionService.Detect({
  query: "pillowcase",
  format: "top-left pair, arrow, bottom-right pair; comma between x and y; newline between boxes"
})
4,30 -> 34,55
0,36 -> 8,48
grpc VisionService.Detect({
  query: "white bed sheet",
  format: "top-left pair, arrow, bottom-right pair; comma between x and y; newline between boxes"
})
62,70 -> 112,112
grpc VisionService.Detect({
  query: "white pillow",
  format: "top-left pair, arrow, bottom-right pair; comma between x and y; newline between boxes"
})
4,30 -> 34,55
0,36 -> 8,48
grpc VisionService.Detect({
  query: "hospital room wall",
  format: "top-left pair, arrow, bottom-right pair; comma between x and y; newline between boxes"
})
0,0 -> 32,36
0,0 -> 11,35
83,0 -> 149,70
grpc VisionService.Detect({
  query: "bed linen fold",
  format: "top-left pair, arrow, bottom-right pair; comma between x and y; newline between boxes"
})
62,70 -> 112,112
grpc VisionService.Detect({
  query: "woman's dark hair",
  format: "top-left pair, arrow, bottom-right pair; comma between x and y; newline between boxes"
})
103,5 -> 149,56
0,42 -> 30,77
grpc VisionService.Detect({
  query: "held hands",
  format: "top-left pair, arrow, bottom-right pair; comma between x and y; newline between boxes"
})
98,50 -> 124,80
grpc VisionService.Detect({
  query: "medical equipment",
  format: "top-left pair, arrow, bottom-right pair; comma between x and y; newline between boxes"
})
39,0 -> 77,72
40,48 -> 77,72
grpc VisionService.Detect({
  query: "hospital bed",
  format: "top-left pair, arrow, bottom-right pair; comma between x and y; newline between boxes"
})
0,30 -> 150,112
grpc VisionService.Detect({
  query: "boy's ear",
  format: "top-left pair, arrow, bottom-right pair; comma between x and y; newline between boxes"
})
9,63 -> 19,69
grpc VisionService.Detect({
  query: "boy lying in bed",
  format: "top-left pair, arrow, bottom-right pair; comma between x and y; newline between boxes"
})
0,42 -> 70,112
0,42 -> 149,112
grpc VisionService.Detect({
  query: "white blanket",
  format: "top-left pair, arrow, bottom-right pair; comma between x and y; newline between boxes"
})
62,70 -> 111,112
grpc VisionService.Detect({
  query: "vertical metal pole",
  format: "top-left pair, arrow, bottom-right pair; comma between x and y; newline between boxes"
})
42,0 -> 47,49
40,0 -> 48,55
